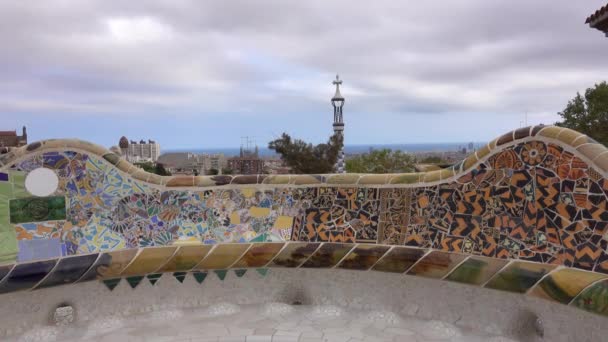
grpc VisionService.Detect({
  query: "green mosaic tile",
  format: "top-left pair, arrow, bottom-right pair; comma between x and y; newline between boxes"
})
126,276 -> 144,289
256,268 -> 268,277
9,196 -> 66,223
214,270 -> 227,281
173,272 -> 187,283
571,279 -> 608,316
0,225 -> 18,264
234,269 -> 247,278
192,271 -> 207,284
102,278 -> 121,291
446,256 -> 508,286
485,262 -> 556,293
147,273 -> 162,286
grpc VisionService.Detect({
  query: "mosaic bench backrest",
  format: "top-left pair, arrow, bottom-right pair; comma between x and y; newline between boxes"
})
2,125 -> 608,317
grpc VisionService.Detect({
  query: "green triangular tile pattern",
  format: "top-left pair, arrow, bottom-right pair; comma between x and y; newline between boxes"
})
256,268 -> 269,277
173,272 -> 187,283
192,271 -> 208,284
214,270 -> 227,281
126,276 -> 144,289
102,278 -> 121,291
147,273 -> 162,285
234,269 -> 247,278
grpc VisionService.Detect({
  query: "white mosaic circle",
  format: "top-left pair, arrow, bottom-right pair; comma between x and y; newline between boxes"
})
25,168 -> 59,197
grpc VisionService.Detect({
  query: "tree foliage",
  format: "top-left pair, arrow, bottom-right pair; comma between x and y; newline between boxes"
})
268,133 -> 343,174
135,162 -> 171,176
345,149 -> 415,173
556,81 -> 608,146
417,155 -> 444,164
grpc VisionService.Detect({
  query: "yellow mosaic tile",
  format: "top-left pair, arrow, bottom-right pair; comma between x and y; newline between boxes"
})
557,128 -> 585,146
291,175 -> 323,185
578,144 -> 608,163
357,174 -> 390,185
325,174 -> 361,184
538,126 -> 563,140
121,247 -> 177,276
389,173 -> 421,184
195,244 -> 251,270
157,245 -> 212,272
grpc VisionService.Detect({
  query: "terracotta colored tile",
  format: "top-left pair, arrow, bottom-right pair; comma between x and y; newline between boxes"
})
372,247 -> 427,273
232,243 -> 285,268
513,127 -> 531,140
268,242 -> 321,268
301,243 -> 355,268
407,251 -> 467,279
337,244 -> 390,270
195,244 -> 251,270
157,245 -> 212,272
485,261 -> 557,293
445,256 -> 508,285
496,132 -> 515,146
210,175 -> 232,186
529,268 -> 607,304
121,247 -> 178,276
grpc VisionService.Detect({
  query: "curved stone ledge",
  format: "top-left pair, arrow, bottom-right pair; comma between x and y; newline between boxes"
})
1,125 -> 608,320
0,243 -> 607,317
1,125 -> 607,187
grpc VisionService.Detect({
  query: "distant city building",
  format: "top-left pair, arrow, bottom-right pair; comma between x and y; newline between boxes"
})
262,157 -> 290,174
157,152 -> 226,175
0,126 -> 27,150
331,75 -> 346,173
587,4 -> 608,36
118,136 -> 161,162
227,143 -> 264,175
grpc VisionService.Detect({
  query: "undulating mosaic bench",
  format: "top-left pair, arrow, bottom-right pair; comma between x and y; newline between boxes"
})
1,125 -> 608,317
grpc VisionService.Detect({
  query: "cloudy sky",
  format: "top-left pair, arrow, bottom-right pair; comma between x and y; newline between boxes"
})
1,1 -> 607,149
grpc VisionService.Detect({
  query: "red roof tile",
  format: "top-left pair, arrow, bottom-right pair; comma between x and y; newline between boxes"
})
0,131 -> 17,136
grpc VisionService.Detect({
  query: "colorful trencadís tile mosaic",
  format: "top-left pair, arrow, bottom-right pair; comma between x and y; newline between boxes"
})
407,251 -> 468,279
445,256 -> 509,285
485,261 -> 557,293
529,268 -> 608,304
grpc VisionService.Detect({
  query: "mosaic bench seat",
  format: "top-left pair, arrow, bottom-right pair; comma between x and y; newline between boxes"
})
1,125 -> 608,318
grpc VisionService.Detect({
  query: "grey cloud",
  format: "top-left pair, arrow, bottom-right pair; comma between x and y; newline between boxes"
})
0,0 -> 606,120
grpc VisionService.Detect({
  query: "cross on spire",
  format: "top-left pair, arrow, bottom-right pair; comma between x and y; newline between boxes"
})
333,74 -> 342,86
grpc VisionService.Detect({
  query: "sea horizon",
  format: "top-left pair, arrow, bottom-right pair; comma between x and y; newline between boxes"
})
164,142 -> 487,157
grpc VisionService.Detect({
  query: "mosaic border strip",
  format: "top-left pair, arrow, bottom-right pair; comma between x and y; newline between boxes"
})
1,126 -> 607,188
0,243 -> 607,316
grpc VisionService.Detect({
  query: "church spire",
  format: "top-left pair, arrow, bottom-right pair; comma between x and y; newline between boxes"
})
331,74 -> 345,173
